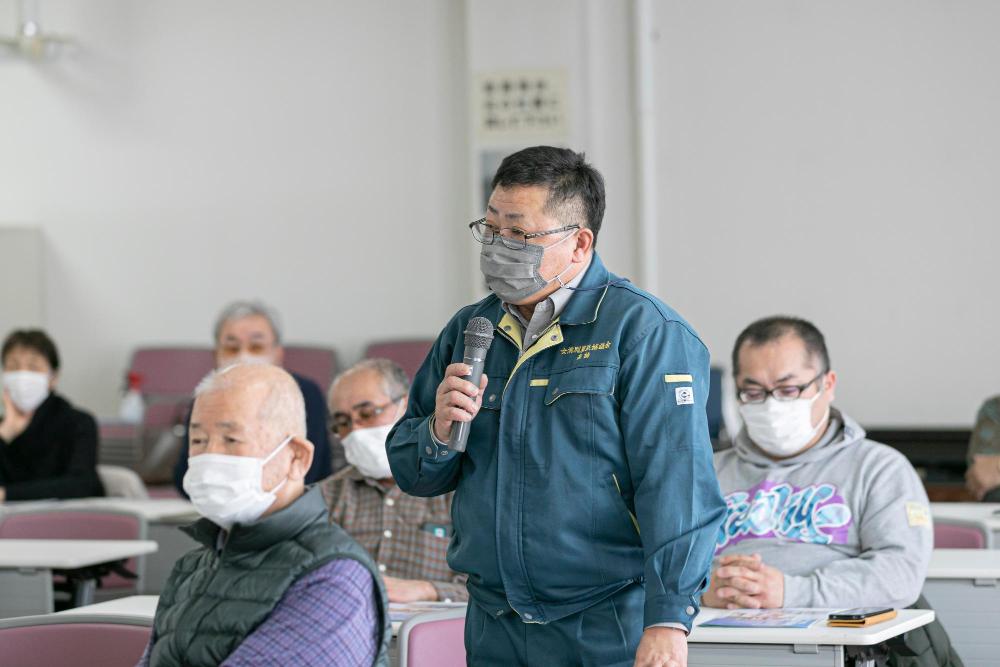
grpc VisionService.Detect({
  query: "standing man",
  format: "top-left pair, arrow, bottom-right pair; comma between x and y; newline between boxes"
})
388,147 -> 725,666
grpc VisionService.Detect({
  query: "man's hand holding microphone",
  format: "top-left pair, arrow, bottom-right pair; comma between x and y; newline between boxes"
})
433,317 -> 494,449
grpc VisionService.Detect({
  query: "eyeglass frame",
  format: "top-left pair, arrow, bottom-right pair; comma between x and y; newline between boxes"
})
737,370 -> 828,404
328,395 -> 405,436
468,217 -> 580,250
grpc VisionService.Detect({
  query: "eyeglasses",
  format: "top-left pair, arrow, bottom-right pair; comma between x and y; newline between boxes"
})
469,218 -> 579,251
329,396 -> 404,437
737,371 -> 827,404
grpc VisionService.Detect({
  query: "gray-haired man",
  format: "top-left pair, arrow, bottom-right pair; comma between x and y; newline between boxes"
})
173,300 -> 337,494
320,359 -> 467,604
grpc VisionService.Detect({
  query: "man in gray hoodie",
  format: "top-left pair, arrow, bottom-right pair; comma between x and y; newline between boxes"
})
706,315 -> 932,610
704,316 -> 962,667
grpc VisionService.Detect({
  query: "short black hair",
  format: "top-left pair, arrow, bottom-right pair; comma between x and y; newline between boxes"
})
732,316 -> 830,377
2,329 -> 60,372
491,146 -> 606,245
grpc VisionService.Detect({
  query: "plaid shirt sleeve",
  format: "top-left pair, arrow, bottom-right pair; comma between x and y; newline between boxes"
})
320,471 -> 469,602
220,558 -> 378,667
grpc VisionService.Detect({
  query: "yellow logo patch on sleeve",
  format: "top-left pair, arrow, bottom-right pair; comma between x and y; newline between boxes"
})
905,502 -> 931,527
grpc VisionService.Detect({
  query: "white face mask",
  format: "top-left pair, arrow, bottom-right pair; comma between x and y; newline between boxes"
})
739,389 -> 830,458
342,423 -> 395,479
3,371 -> 51,413
183,435 -> 292,530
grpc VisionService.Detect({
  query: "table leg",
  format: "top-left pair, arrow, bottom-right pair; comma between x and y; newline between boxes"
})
73,578 -> 97,607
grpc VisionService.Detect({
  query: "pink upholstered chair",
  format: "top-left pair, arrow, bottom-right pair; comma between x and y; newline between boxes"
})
364,339 -> 435,381
934,520 -> 988,549
0,510 -> 147,591
397,608 -> 467,667
128,347 -> 215,396
283,345 -> 339,392
0,615 -> 151,667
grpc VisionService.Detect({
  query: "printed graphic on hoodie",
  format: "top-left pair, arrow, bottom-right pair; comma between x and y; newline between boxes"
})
716,480 -> 853,552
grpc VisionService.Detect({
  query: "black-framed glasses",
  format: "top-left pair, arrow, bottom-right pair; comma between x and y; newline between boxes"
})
737,371 -> 827,404
468,218 -> 579,251
329,396 -> 404,437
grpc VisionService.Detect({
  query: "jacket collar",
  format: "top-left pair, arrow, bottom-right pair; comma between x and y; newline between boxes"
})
557,252 -> 611,326
182,485 -> 327,554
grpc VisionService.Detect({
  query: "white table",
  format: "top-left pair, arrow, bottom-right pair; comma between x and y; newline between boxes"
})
931,502 -> 1000,548
55,594 -> 158,621
0,497 -> 199,594
65,597 -> 932,667
0,539 -> 158,619
923,548 -> 1000,667
685,608 -> 934,666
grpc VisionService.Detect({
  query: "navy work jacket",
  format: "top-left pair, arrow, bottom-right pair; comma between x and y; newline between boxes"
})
387,253 -> 725,630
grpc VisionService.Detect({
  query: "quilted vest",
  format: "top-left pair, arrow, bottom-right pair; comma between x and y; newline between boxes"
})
150,486 -> 389,666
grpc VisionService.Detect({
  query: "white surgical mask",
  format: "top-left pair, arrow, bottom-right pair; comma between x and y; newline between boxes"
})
183,435 -> 292,530
739,389 -> 829,458
2,371 -> 51,413
342,423 -> 395,480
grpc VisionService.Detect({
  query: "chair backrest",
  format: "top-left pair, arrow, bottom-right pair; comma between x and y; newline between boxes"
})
97,465 -> 150,500
128,347 -> 215,398
364,339 -> 434,382
0,615 -> 151,667
398,608 -> 467,667
0,510 -> 147,589
934,520 -> 987,549
283,345 -> 339,393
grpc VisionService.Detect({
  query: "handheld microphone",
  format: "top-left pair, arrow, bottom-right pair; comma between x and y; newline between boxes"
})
449,316 -> 495,453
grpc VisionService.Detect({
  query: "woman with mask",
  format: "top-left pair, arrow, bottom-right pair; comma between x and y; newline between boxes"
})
0,329 -> 103,501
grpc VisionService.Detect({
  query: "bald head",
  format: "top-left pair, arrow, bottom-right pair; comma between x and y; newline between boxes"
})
188,362 -> 314,516
193,363 -> 306,448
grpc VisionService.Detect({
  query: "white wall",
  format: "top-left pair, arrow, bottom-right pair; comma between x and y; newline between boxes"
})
0,1 -> 468,416
2,1 -> 995,428
649,1 -> 1000,426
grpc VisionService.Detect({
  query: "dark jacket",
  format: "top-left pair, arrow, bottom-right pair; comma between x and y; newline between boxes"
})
388,252 -> 726,630
0,393 -> 104,500
150,486 -> 389,666
172,372 -> 339,495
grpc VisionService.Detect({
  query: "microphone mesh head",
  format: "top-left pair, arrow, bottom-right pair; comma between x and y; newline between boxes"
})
464,316 -> 495,349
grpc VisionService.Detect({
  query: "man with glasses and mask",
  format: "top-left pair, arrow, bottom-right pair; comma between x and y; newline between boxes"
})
319,359 -> 466,604
706,317 -> 959,667
388,146 -> 725,667
137,363 -> 389,667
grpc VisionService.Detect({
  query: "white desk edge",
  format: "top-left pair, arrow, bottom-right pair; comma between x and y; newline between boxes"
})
60,597 -> 933,647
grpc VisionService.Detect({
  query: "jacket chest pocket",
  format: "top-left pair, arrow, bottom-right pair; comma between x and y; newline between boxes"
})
543,365 -> 618,406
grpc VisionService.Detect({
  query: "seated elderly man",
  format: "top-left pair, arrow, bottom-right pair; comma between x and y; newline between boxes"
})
320,359 -> 467,604
706,316 -> 959,667
173,300 -> 339,494
138,363 -> 388,667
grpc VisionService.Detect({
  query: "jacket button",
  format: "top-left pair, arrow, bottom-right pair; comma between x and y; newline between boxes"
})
425,446 -> 433,455
550,335 -> 557,341
383,530 -> 392,538
488,394 -> 496,402
523,613 -> 533,620
378,563 -> 387,572
686,606 -> 696,615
